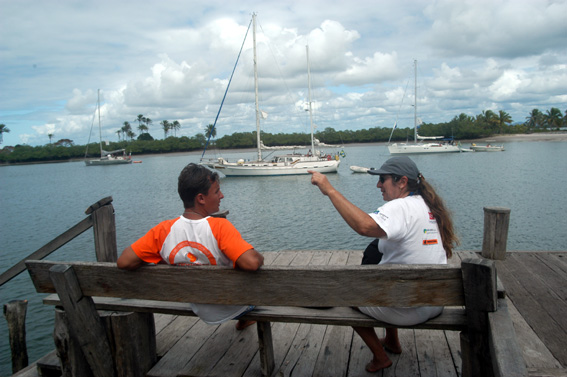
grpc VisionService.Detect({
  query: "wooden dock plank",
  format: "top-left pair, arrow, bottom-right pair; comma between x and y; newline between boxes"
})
496,253 -> 567,367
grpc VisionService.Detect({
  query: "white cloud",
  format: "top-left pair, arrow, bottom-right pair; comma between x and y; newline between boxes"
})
1,0 -> 566,146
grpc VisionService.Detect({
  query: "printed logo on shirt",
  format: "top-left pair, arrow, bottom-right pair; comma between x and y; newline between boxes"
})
374,212 -> 389,222
428,212 -> 435,220
423,228 -> 438,234
422,239 -> 439,245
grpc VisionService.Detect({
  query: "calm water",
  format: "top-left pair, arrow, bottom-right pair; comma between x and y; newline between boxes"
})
1,141 -> 566,375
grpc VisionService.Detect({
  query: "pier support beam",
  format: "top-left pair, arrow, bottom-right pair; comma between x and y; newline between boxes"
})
482,207 -> 511,260
3,300 -> 29,374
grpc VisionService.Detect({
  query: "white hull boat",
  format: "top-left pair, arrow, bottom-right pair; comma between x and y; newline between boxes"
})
349,165 -> 375,173
387,60 -> 461,155
470,142 -> 505,152
85,90 -> 132,166
201,15 -> 340,177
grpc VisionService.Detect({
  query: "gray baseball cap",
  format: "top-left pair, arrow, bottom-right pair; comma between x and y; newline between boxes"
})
367,156 -> 420,180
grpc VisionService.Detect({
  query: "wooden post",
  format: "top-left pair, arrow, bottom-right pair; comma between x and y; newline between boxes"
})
85,197 -> 118,262
3,300 -> 29,373
107,311 -> 156,377
482,207 -> 511,260
49,264 -> 115,377
461,258 -> 497,377
54,307 -> 94,377
257,321 -> 275,377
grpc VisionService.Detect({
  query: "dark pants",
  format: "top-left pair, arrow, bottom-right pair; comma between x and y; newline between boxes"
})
361,239 -> 382,265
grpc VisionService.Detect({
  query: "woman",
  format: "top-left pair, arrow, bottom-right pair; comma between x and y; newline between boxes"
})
308,156 -> 459,373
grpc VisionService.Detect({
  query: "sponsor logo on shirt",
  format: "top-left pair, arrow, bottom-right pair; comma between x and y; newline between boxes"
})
428,212 -> 435,220
423,228 -> 438,234
422,239 -> 439,245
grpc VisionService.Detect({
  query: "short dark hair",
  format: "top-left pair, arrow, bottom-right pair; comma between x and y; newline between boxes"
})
178,163 -> 219,208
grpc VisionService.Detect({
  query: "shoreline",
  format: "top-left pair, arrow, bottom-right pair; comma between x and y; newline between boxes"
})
2,132 -> 566,166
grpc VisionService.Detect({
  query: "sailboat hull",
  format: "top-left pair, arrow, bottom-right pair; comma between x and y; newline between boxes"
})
388,143 -> 461,155
85,157 -> 132,166
203,158 -> 339,176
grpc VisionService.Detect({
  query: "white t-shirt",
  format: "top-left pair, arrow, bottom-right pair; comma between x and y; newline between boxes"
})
369,195 -> 447,265
361,195 -> 447,326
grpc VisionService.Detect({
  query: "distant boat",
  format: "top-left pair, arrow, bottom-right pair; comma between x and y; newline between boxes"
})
387,60 -> 461,155
470,141 -> 505,152
350,166 -> 375,174
85,90 -> 132,166
200,14 -> 340,176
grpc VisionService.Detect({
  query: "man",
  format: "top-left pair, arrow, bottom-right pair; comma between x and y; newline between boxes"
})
118,163 -> 264,329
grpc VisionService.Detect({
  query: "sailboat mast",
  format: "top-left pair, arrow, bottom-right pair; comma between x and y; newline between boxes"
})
252,13 -> 261,161
97,89 -> 103,156
306,45 -> 315,153
413,60 -> 417,143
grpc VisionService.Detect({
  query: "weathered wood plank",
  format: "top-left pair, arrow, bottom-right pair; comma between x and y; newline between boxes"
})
49,264 -> 115,377
147,319 -> 220,377
496,254 -> 567,367
155,315 -> 198,358
488,298 -> 528,377
505,297 -> 562,370
415,329 -> 459,377
27,260 -> 466,307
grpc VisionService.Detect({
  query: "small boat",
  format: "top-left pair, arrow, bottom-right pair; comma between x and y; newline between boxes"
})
470,141 -> 505,152
350,166 -> 375,174
85,90 -> 132,166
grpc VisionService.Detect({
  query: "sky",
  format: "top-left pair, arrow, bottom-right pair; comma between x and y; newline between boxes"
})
1,0 -> 566,147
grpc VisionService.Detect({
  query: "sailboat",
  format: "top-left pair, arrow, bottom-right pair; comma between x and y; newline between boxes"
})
201,14 -> 340,176
387,60 -> 461,155
85,90 -> 132,166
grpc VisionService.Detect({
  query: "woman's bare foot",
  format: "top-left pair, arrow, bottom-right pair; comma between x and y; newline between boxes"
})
379,337 -> 402,354
365,357 -> 393,373
235,320 -> 256,330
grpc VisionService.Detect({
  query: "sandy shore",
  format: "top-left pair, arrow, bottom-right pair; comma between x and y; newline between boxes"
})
463,132 -> 567,143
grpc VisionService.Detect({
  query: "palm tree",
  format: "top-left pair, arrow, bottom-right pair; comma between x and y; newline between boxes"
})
0,124 -> 10,144
48,133 -> 54,144
172,121 -> 181,137
138,124 -> 148,134
544,107 -> 563,129
116,129 -> 122,141
121,122 -> 132,140
160,120 -> 170,138
495,110 -> 512,134
136,114 -> 145,128
206,124 -> 216,139
526,109 -> 544,130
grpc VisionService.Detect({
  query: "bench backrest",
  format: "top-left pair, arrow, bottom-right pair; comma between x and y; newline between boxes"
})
25,259 -> 496,309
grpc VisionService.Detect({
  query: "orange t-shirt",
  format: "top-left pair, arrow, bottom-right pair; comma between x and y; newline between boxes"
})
131,216 -> 253,268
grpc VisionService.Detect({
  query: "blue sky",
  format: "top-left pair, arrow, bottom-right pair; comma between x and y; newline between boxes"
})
1,0 -> 566,146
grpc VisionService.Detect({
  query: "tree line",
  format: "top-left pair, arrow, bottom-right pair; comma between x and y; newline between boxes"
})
0,107 -> 565,164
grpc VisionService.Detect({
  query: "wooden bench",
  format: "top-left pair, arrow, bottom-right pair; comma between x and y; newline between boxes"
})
26,258 -> 527,377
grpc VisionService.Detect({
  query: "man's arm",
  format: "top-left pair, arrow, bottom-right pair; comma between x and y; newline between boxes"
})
235,249 -> 264,271
117,246 -> 145,270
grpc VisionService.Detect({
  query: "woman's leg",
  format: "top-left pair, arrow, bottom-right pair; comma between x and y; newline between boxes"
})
380,328 -> 402,354
352,326 -> 392,372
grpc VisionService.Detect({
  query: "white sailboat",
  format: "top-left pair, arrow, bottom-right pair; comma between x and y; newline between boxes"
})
387,60 -> 461,155
85,90 -> 132,166
201,14 -> 340,177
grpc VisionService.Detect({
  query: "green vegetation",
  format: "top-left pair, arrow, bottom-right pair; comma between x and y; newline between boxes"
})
0,107 -> 565,164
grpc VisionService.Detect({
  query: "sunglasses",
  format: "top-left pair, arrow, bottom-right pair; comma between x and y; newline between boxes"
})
379,175 -> 400,183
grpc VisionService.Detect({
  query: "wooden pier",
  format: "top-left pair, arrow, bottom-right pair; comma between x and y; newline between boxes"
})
4,200 -> 566,376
